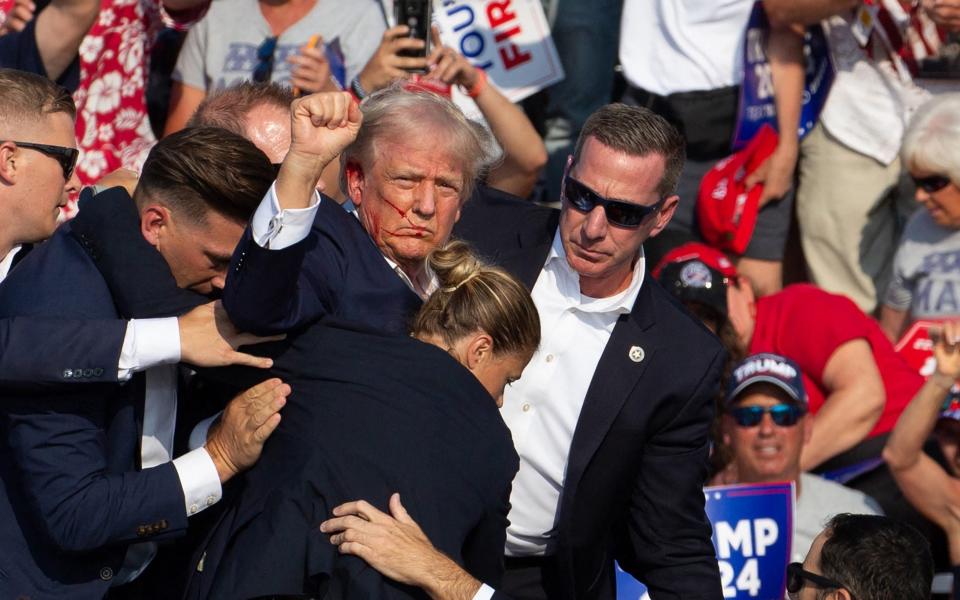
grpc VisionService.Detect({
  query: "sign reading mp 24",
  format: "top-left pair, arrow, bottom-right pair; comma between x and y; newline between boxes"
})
617,482 -> 794,600
435,0 -> 565,102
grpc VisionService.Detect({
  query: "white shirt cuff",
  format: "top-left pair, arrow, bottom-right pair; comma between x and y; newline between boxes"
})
472,584 -> 496,600
188,412 -> 221,451
117,318 -> 182,381
173,447 -> 223,517
250,181 -> 320,249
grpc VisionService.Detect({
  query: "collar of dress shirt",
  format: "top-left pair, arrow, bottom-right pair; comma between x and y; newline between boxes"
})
0,244 -> 23,283
544,230 -> 644,315
347,203 -> 439,299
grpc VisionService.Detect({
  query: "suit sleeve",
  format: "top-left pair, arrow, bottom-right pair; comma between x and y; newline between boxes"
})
4,388 -> 189,551
616,348 -> 725,600
461,473 -> 512,587
222,194 -> 347,335
0,317 -> 126,387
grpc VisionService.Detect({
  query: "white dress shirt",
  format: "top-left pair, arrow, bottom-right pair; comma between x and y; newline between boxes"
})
502,232 -> 645,557
0,245 -> 23,283
251,184 -> 438,297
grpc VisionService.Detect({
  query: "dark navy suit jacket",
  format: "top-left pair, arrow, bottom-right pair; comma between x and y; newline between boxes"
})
0,222 -> 191,599
185,322 -> 518,600
454,188 -> 725,600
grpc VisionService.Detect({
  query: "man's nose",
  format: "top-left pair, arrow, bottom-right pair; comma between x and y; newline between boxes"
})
582,205 -> 608,240
413,184 -> 437,217
65,169 -> 82,195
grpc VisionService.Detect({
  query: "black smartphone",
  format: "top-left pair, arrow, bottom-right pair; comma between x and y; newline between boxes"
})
395,0 -> 432,71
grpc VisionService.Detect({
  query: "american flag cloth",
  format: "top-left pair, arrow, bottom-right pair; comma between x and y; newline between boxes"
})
863,0 -> 946,80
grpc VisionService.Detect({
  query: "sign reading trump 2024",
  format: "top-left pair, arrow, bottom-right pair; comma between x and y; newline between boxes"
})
616,482 -> 794,600
435,0 -> 565,102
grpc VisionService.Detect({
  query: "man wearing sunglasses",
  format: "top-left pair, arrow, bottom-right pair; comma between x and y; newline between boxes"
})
787,513 -> 932,600
721,353 -> 882,564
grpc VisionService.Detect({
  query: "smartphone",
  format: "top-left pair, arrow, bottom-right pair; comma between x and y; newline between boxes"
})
395,0 -> 432,71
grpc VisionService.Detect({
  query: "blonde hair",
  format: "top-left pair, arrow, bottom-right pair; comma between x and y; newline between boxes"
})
413,240 -> 539,358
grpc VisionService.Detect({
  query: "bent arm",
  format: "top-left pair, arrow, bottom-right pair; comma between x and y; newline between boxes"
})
34,0 -> 99,81
801,339 -> 886,470
879,305 -> 910,344
476,81 -> 547,199
165,81 -> 207,136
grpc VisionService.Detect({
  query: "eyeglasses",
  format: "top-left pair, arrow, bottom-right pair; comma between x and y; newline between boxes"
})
912,174 -> 952,194
729,404 -> 806,427
786,563 -> 846,599
562,175 -> 662,229
6,141 -> 78,180
253,36 -> 279,83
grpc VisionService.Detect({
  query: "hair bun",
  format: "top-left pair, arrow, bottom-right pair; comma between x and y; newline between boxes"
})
430,240 -> 485,293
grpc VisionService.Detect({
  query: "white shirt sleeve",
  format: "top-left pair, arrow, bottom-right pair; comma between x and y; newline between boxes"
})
250,181 -> 321,250
472,584 -> 496,600
117,318 -> 181,381
173,447 -> 222,517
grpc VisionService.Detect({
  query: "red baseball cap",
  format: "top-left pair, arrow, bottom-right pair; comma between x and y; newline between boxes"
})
652,242 -> 737,279
697,124 -> 779,255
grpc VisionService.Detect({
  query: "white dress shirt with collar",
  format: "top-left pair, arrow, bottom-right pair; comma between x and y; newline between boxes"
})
502,231 -> 645,557
0,245 -> 22,283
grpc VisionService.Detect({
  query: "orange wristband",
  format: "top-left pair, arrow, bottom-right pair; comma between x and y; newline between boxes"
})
465,69 -> 487,99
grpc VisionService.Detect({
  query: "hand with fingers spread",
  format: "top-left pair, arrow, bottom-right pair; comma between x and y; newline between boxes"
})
357,25 -> 431,93
288,38 -> 339,95
320,493 -> 482,600
205,378 -> 289,483
178,301 -> 284,370
277,90 -> 361,210
0,0 -> 35,34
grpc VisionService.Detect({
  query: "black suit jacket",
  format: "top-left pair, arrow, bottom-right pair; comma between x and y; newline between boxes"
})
454,188 -> 725,600
184,322 -> 518,600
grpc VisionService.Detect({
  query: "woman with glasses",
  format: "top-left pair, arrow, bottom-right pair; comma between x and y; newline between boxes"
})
881,94 -> 960,344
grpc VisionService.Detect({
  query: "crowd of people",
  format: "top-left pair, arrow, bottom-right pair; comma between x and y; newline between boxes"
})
1,0 -> 960,598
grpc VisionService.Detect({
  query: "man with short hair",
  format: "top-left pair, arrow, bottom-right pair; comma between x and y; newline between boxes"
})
0,126 -> 287,598
721,352 -> 882,562
788,513 -> 933,600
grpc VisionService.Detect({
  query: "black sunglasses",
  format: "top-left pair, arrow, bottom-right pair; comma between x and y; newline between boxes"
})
729,404 -> 806,428
253,36 -> 279,83
7,141 -> 78,180
786,562 -> 846,599
562,175 -> 662,229
912,174 -> 952,194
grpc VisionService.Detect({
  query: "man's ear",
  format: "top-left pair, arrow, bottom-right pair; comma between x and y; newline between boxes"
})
140,204 -> 171,249
345,161 -> 365,206
831,588 -> 853,600
464,332 -> 494,370
648,195 -> 680,238
0,142 -> 20,185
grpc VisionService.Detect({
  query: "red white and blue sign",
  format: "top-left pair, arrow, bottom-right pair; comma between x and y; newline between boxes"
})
616,482 -> 794,599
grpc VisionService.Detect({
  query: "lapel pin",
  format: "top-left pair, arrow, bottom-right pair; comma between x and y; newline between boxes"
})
628,345 -> 645,363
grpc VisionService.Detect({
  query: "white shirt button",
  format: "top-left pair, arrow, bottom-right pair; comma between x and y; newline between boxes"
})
545,354 -> 555,363
522,403 -> 531,412
206,496 -> 216,506
189,504 -> 198,515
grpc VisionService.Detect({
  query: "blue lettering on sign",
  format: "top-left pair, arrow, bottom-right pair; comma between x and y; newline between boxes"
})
460,31 -> 486,58
446,3 -> 475,32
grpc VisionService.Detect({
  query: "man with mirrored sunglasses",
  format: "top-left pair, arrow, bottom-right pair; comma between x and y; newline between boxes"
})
721,353 -> 882,564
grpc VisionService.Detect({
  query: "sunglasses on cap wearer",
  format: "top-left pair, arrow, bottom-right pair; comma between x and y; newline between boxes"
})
728,404 -> 806,428
4,141 -> 78,180
562,175 -> 663,229
253,36 -> 279,83
912,174 -> 952,194
786,562 -> 847,599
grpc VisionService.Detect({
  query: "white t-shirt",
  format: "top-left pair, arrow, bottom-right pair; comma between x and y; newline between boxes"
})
174,0 -> 385,92
619,0 -> 754,95
793,473 -> 883,562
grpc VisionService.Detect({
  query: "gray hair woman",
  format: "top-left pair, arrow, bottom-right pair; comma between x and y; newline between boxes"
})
880,93 -> 960,342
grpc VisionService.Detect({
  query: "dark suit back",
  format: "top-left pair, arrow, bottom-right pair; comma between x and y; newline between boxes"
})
186,323 -> 519,600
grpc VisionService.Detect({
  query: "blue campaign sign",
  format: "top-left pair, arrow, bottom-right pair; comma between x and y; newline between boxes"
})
616,482 -> 795,600
732,1 -> 834,150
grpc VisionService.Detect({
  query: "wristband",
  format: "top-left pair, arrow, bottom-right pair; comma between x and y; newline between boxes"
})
350,75 -> 368,100
463,69 -> 487,99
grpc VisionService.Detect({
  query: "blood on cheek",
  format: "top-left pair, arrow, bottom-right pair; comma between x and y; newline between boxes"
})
379,196 -> 427,238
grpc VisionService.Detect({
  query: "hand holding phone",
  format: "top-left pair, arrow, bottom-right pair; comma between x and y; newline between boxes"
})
395,0 -> 432,71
